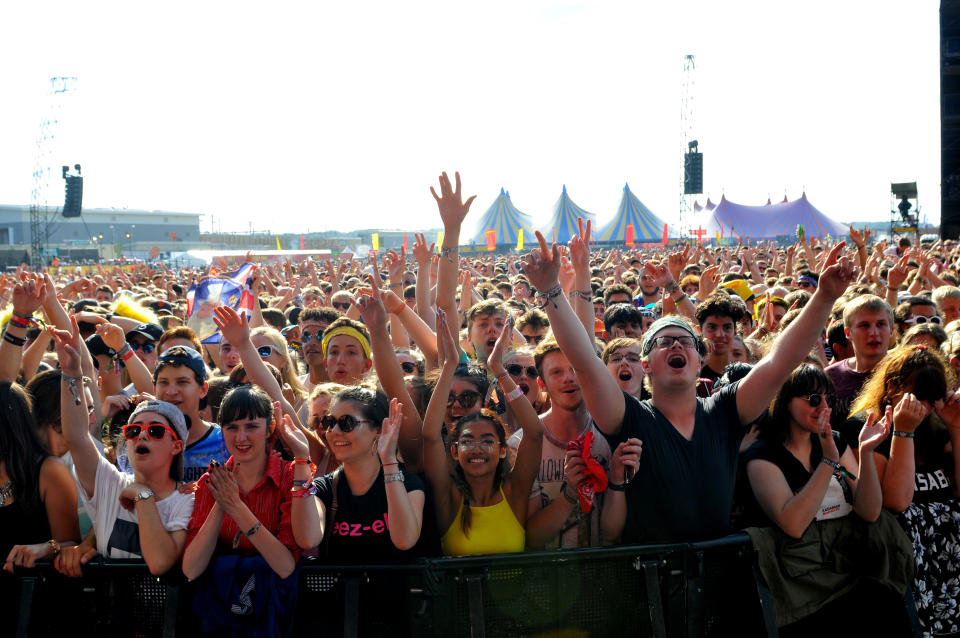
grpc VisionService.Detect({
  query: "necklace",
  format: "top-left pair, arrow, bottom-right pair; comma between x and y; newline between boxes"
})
0,480 -> 13,507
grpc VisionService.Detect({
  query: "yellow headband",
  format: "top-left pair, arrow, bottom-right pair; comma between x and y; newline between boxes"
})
321,326 -> 371,360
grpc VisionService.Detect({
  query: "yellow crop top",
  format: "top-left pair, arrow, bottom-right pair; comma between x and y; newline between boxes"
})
440,488 -> 526,556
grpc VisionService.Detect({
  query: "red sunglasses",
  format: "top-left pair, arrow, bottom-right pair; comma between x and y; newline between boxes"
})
122,422 -> 180,441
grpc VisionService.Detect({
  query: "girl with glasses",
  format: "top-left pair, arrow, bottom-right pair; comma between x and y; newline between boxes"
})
741,364 -> 912,635
846,345 -> 960,636
423,311 -> 543,556
250,326 -> 309,422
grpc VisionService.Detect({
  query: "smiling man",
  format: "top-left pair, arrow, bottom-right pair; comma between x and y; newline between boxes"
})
298,307 -> 339,391
321,316 -> 373,385
521,233 -> 855,544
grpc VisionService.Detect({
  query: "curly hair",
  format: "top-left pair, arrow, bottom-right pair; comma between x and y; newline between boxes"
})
849,345 -> 954,417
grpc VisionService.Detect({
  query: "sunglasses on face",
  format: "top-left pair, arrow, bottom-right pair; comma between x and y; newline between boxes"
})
447,390 -> 483,409
332,302 -> 351,311
301,330 -> 320,343
319,414 -> 374,433
456,438 -> 499,452
400,361 -> 416,374
505,364 -> 539,379
257,344 -> 284,358
122,422 -> 179,441
129,342 -> 156,354
904,315 -> 942,325
799,393 -> 836,408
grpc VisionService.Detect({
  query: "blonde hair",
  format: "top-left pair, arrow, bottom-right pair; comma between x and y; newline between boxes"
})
251,326 -> 308,401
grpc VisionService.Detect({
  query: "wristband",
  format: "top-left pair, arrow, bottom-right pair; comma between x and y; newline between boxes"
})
820,456 -> 857,481
607,481 -> 626,492
388,282 -> 403,289
290,486 -> 317,498
244,522 -> 262,537
8,315 -> 31,329
2,331 -> 26,347
892,430 -> 916,439
559,481 -> 579,506
384,471 -> 405,484
505,386 -> 524,402
118,343 -> 135,361
11,310 -> 34,321
494,371 -> 509,383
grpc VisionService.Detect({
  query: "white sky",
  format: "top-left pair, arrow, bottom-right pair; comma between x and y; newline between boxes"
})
0,1 -> 942,235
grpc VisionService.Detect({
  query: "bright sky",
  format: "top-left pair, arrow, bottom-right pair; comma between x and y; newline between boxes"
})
0,1 -> 942,236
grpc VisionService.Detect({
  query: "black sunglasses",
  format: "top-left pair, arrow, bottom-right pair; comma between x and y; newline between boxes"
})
129,342 -> 156,354
257,344 -> 283,358
400,361 -> 416,374
301,330 -> 320,343
800,393 -> 836,408
332,302 -> 351,311
505,364 -> 538,379
319,414 -> 374,433
523,334 -> 545,345
447,390 -> 483,409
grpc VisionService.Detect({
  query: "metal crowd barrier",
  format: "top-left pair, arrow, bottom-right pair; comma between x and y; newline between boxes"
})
13,533 -> 778,638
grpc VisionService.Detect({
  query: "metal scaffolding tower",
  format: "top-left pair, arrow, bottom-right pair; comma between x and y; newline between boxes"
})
679,55 -> 696,237
29,76 -> 77,268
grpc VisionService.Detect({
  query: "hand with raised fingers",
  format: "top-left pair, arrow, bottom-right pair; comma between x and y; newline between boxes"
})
486,315 -> 514,377
96,322 -> 127,352
383,249 -> 404,282
412,233 -> 434,266
377,398 -> 403,465
430,171 -> 477,230
12,274 -> 44,316
355,290 -> 387,328
818,406 -> 839,462
522,231 -> 562,292
277,407 -> 310,461
698,265 -> 720,297
49,316 -> 83,377
212,305 -> 249,347
859,410 -> 890,454
568,218 -> 592,272
558,256 -> 575,294
816,242 -> 856,299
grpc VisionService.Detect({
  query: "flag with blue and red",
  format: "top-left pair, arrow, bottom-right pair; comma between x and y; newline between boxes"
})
186,263 -> 256,343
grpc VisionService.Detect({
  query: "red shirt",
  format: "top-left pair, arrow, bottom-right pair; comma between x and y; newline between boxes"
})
186,454 -> 300,560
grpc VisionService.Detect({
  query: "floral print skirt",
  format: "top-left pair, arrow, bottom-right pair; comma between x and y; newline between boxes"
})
902,499 -> 960,637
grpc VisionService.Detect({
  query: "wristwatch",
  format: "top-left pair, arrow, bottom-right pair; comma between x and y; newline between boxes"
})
134,488 -> 155,503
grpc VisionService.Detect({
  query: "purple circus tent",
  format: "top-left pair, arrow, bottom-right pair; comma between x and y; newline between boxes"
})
705,193 -> 848,240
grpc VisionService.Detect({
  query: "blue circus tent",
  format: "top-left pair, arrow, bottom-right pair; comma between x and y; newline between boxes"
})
465,188 -> 536,246
596,183 -> 665,243
541,185 -> 596,244
705,193 -> 848,240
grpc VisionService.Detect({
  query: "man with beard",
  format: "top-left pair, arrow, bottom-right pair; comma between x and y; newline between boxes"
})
522,232 -> 855,544
508,337 -> 612,550
297,307 -> 339,392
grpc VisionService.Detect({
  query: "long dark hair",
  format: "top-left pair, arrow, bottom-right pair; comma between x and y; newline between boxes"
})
24,369 -> 62,448
760,364 -> 835,444
450,409 -> 509,537
332,386 -> 389,431
0,382 -> 50,507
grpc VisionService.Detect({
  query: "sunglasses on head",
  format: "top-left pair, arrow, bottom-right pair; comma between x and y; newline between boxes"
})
799,393 -> 836,408
319,414 -> 374,433
505,364 -> 539,379
447,390 -> 483,409
129,342 -> 156,354
332,302 -> 351,311
904,315 -> 941,325
257,344 -> 284,358
122,422 -> 179,441
400,361 -> 416,374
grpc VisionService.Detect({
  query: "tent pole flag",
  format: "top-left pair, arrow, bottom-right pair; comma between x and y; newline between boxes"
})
516,228 -> 524,251
402,233 -> 408,253
662,224 -> 668,246
300,235 -> 305,250
437,231 -> 443,252
625,224 -> 635,246
485,229 -> 497,252
275,236 -> 281,250
372,233 -> 379,252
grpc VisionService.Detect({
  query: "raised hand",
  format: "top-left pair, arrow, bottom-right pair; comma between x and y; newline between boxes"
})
816,242 -> 856,299
486,315 -> 514,376
212,305 -> 250,347
96,322 -> 127,352
698,265 -> 721,297
277,410 -> 310,460
355,291 -> 387,329
859,410 -> 890,454
892,393 -> 928,434
568,218 -> 592,272
558,256 -> 575,293
643,261 -> 673,289
49,316 -> 83,377
412,233 -> 434,266
11,274 -> 45,316
383,249 -> 404,282
377,397 -> 403,464
435,309 -> 460,369
666,248 -> 687,282
887,253 -> 910,290
522,231 -> 562,292
430,171 -> 477,230
935,390 -> 960,434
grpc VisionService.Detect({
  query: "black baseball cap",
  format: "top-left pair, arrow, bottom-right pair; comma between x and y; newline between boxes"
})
125,322 -> 163,343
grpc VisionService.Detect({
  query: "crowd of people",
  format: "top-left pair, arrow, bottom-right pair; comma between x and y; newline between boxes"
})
1,171 -> 959,636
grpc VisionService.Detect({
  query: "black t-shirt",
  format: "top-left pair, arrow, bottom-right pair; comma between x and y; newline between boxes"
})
313,467 -> 425,564
606,383 -> 744,544
738,432 -> 850,529
844,412 -> 955,505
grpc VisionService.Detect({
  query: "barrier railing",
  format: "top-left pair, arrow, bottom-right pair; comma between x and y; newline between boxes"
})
13,533 -> 778,638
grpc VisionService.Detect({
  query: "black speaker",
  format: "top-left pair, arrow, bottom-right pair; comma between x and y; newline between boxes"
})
63,175 -> 83,217
684,151 -> 703,195
942,1 -> 960,237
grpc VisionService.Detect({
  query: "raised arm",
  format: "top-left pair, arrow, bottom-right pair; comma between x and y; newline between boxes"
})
431,171 -> 476,346
412,233 -> 437,330
377,398 -> 424,550
736,243 -> 855,425
0,275 -> 45,382
524,232 -> 626,436
96,322 -> 154,395
354,277 -> 424,471
568,219 -> 596,338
